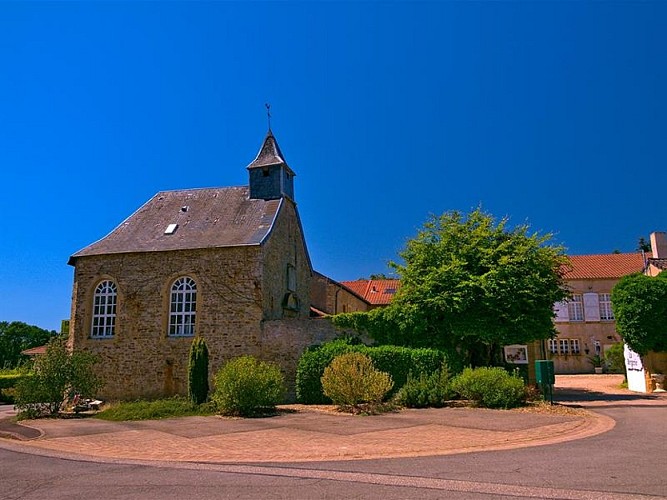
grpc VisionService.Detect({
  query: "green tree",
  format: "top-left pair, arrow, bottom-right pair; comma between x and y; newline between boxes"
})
212,356 -> 285,417
612,273 -> 667,355
187,337 -> 209,405
637,237 -> 651,253
0,321 -> 56,368
14,338 -> 101,417
334,209 -> 568,366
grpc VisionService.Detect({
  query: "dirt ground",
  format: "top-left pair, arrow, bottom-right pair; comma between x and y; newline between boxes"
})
555,374 -> 627,394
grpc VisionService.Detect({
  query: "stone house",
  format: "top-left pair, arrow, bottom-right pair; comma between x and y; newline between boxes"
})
310,272 -> 371,316
67,130 -> 347,400
549,252 -> 645,374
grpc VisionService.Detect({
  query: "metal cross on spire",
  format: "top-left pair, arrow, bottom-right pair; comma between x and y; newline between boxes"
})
265,103 -> 272,131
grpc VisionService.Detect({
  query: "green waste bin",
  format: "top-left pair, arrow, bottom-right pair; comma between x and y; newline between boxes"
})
535,360 -> 555,403
535,360 -> 555,385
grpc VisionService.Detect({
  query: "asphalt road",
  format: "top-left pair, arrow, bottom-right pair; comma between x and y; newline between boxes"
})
1,405 -> 665,500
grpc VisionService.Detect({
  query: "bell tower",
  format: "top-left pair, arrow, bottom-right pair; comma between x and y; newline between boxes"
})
247,130 -> 295,201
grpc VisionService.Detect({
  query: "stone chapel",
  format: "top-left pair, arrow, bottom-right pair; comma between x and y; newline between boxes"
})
67,130 -> 353,400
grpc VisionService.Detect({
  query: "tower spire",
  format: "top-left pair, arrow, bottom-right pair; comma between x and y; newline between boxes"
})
265,103 -> 272,132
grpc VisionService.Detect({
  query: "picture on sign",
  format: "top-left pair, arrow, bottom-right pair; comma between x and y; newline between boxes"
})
504,345 -> 528,364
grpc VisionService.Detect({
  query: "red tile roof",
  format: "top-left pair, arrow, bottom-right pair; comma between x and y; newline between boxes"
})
341,254 -> 644,305
563,253 -> 645,279
340,279 -> 401,305
21,345 -> 47,356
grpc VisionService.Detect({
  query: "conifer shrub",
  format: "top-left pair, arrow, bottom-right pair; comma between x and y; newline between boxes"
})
321,352 -> 393,410
212,356 -> 285,417
451,367 -> 526,409
394,362 -> 453,408
187,337 -> 209,405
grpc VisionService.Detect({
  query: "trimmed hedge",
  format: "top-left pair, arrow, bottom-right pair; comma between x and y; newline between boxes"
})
0,373 -> 33,404
0,373 -> 31,390
296,338 -> 463,404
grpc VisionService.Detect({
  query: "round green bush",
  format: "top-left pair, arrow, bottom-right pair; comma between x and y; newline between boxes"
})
451,367 -> 526,409
212,356 -> 286,417
394,362 -> 453,408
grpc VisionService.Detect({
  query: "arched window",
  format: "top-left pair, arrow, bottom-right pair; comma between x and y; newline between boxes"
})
168,277 -> 197,336
91,280 -> 117,338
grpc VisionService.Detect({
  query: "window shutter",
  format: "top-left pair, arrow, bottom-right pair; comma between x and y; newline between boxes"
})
554,301 -> 569,322
583,293 -> 600,322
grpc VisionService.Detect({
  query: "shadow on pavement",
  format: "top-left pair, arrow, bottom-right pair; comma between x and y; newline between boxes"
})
554,387 -> 667,408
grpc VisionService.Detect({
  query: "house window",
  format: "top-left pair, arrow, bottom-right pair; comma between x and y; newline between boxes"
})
548,339 -> 558,354
568,294 -> 584,321
552,338 -> 580,355
91,280 -> 117,338
599,293 -> 614,321
168,277 -> 196,337
570,339 -> 580,354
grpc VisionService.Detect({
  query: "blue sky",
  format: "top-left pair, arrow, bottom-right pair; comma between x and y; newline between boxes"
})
1,1 -> 665,331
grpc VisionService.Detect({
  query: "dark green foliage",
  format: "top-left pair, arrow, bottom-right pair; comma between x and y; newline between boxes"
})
0,372 -> 31,390
0,321 -> 56,368
296,338 -> 462,404
321,352 -> 393,408
0,371 -> 32,403
333,209 -> 568,366
394,362 -> 453,408
604,342 -> 626,374
612,273 -> 667,355
451,367 -> 526,409
14,338 -> 101,418
212,356 -> 286,417
187,337 -> 209,405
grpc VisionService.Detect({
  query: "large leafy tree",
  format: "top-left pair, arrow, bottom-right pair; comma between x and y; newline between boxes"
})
334,209 -> 569,366
612,273 -> 667,355
0,321 -> 56,368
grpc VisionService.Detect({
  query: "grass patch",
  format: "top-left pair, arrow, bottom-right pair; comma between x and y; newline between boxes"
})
95,397 -> 215,421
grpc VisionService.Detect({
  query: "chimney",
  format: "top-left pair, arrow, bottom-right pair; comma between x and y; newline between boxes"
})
650,231 -> 667,259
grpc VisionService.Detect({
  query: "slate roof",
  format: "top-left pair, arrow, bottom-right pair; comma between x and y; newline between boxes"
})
340,279 -> 401,305
69,186 -> 282,263
247,130 -> 295,175
563,253 -> 645,279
